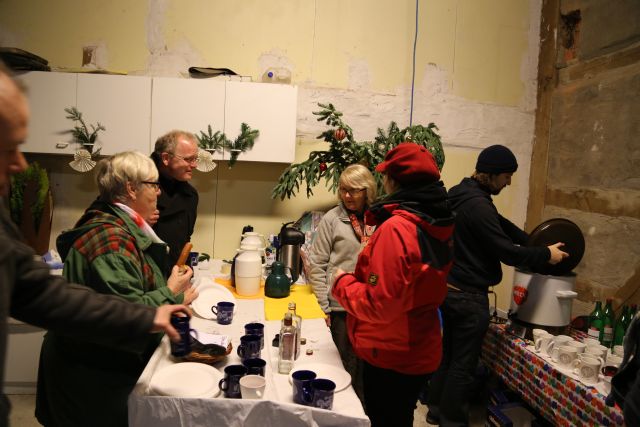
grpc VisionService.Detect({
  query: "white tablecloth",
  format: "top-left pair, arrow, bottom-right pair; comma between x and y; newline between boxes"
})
128,261 -> 370,427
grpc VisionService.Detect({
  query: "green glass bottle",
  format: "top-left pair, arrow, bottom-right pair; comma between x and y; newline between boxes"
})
588,301 -> 604,342
601,299 -> 615,347
613,305 -> 630,347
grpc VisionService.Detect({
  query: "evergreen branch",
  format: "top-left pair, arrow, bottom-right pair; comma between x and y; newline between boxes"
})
64,107 -> 105,155
197,124 -> 227,152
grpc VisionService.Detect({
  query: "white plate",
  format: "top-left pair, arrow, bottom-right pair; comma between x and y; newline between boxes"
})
191,278 -> 236,320
288,362 -> 352,393
149,362 -> 222,398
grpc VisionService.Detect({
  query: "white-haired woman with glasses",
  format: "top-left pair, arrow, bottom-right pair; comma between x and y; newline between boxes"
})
308,163 -> 378,404
36,151 -> 196,427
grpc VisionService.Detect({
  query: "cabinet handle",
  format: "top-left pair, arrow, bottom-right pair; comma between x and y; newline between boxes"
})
56,142 -> 69,149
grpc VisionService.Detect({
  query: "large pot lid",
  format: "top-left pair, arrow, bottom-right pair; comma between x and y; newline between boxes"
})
526,218 -> 585,276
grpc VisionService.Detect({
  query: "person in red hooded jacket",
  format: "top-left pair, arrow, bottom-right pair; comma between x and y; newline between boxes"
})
332,143 -> 455,427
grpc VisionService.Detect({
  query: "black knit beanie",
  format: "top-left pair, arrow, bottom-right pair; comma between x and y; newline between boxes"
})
476,145 -> 518,174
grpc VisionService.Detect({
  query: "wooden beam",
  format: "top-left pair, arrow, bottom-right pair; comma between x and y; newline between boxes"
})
528,0 -> 560,231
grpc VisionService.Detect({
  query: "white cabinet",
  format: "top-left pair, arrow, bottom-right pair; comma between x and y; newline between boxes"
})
77,74 -> 152,155
150,78 -> 226,159
15,73 -> 298,164
224,81 -> 298,163
18,71 -> 77,154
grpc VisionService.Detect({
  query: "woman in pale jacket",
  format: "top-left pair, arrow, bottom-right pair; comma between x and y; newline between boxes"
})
308,163 -> 377,403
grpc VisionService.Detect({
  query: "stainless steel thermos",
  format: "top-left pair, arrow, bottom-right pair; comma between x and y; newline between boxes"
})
277,222 -> 305,283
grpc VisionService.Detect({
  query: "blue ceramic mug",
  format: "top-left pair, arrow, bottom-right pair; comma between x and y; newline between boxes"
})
169,315 -> 198,357
211,301 -> 235,325
237,335 -> 261,361
218,364 -> 248,398
244,322 -> 265,349
243,358 -> 267,376
292,370 -> 317,405
310,378 -> 336,410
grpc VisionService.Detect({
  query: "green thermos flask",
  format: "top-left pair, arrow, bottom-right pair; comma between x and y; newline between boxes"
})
265,261 -> 292,298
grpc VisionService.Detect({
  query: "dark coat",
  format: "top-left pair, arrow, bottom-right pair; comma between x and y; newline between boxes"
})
152,161 -> 198,275
0,200 -> 156,427
447,177 -> 549,293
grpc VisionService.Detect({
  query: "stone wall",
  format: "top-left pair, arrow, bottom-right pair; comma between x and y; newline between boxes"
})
532,0 -> 640,316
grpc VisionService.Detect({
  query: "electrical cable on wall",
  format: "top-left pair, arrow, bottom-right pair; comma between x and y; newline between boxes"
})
409,0 -> 419,126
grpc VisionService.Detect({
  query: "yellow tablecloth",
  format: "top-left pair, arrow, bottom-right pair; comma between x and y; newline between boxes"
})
213,278 -> 325,320
214,277 -> 265,299
264,285 -> 326,320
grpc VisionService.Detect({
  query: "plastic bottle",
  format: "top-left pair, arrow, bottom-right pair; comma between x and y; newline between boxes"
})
601,299 -> 615,347
261,67 -> 291,84
587,301 -> 604,341
278,313 -> 296,374
613,305 -> 630,347
288,302 -> 302,359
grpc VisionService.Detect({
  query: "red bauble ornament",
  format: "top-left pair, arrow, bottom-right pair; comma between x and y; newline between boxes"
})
319,162 -> 327,172
334,128 -> 346,141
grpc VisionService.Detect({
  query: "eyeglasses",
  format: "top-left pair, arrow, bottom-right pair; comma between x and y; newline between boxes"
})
170,153 -> 199,164
338,187 -> 366,196
141,181 -> 161,190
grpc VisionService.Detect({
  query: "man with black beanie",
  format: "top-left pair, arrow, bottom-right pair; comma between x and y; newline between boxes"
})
425,144 -> 568,426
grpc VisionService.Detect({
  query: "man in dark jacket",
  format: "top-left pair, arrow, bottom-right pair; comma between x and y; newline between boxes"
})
150,131 -> 199,274
425,145 -> 568,426
0,64 -> 189,427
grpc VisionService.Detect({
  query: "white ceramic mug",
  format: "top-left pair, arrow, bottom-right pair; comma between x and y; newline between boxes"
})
556,345 -> 578,367
607,354 -> 623,367
533,328 -> 551,342
583,338 -> 601,347
573,356 -> 603,384
547,335 -> 574,358
239,374 -> 266,399
535,335 -> 554,355
586,344 -> 609,360
613,345 -> 624,357
567,340 -> 587,353
585,346 -> 607,361
579,352 -> 605,367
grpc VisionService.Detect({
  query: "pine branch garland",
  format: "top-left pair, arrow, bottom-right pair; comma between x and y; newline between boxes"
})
271,102 -> 445,200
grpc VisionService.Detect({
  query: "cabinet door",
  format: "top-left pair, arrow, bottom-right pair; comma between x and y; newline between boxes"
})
224,82 -> 297,163
151,77 -> 226,160
76,74 -> 152,155
18,71 -> 78,154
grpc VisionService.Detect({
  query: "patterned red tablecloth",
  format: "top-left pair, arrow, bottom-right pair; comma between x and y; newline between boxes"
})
481,323 -> 625,426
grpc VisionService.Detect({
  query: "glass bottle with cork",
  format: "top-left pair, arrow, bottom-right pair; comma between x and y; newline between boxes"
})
287,302 -> 302,359
278,312 -> 296,374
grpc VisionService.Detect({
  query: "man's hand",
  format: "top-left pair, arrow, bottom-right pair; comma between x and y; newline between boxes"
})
548,242 -> 569,265
151,305 -> 191,342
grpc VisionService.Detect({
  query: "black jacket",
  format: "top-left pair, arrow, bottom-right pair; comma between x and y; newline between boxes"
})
0,200 -> 155,427
152,165 -> 199,275
447,177 -> 549,293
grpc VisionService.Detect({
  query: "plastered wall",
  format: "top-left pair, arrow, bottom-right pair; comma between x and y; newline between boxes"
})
0,0 -> 542,311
